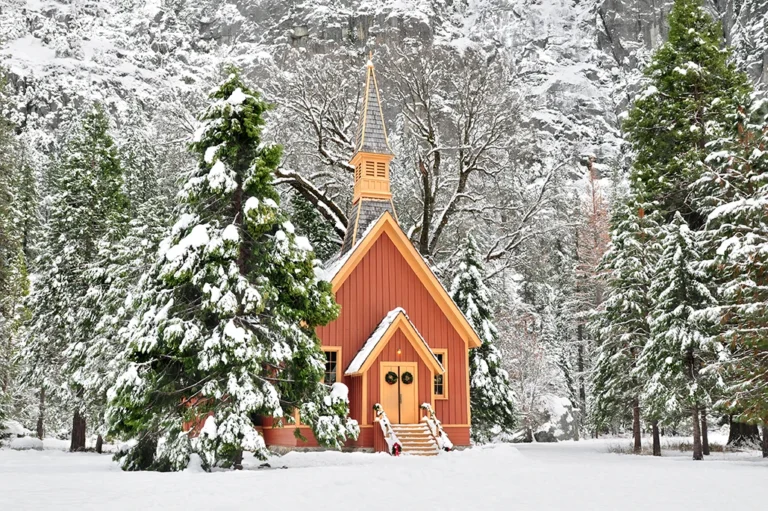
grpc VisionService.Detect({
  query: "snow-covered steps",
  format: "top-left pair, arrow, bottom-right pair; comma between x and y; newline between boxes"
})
390,423 -> 440,456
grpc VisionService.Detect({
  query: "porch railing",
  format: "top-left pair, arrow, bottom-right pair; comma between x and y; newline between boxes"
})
420,403 -> 454,451
373,403 -> 402,456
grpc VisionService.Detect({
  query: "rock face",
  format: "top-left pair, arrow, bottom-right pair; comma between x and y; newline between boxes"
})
597,0 -> 767,83
0,0 -> 765,163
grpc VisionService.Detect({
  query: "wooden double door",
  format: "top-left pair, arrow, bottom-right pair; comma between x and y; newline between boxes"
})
380,362 -> 418,424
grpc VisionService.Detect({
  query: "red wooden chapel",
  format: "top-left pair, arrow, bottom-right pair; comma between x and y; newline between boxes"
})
260,58 -> 482,452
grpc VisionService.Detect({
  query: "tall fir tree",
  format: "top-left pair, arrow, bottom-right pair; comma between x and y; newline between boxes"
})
22,105 -> 127,447
66,107 -> 170,451
119,101 -> 160,216
0,77 -> 25,429
0,69 -> 37,433
636,213 -> 720,460
694,96 -> 768,450
449,235 -> 516,443
69,198 -> 171,452
106,70 -> 357,472
591,201 -> 661,453
623,0 -> 752,226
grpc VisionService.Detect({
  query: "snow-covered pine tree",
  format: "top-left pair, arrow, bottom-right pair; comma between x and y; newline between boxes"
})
22,105 -> 127,448
449,235 -> 516,443
636,213 -> 720,460
590,201 -> 661,453
290,193 -> 339,262
0,69 -> 38,434
694,96 -> 768,448
623,0 -> 752,225
119,103 -> 160,217
106,70 -> 357,472
68,196 -> 172,452
0,80 -> 25,429
64,104 -> 172,452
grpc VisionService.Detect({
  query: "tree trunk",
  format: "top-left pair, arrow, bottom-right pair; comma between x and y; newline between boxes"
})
762,426 -> 768,458
632,397 -> 641,454
692,405 -> 703,461
233,449 -> 244,470
576,325 -> 586,441
652,420 -> 661,457
70,410 -> 86,452
36,387 -> 45,440
727,416 -> 761,446
95,434 -> 103,454
701,408 -> 710,456
418,156 -> 435,257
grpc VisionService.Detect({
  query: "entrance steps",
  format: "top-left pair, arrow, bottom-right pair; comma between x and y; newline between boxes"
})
391,423 -> 440,456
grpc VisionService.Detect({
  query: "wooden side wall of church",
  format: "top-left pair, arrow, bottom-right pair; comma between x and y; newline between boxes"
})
316,232 -> 469,427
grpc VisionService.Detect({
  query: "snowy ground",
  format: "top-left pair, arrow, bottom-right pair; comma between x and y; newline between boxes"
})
1,436 -> 766,510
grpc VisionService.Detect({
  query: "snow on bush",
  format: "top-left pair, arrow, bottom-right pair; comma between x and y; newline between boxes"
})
10,436 -> 44,450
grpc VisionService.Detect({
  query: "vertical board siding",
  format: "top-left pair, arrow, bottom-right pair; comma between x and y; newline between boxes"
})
316,232 -> 469,429
347,375 -> 362,423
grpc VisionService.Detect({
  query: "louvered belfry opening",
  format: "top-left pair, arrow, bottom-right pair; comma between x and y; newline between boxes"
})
341,55 -> 398,255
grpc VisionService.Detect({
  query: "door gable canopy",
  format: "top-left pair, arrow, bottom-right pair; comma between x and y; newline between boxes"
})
345,307 -> 444,377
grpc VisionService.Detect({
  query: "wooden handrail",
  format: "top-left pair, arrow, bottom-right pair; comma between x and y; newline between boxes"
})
420,403 -> 454,451
373,403 -> 402,456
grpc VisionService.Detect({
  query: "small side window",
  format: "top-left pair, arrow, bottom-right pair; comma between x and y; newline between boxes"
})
323,348 -> 341,386
433,349 -> 448,399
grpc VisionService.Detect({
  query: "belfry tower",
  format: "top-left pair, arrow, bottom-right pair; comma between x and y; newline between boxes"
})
340,56 -> 397,255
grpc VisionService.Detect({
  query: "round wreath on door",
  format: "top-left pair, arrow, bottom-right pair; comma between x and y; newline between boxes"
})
385,371 -> 398,385
401,371 -> 414,385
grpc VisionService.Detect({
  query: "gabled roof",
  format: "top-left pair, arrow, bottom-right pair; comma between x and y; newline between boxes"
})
354,58 -> 393,155
346,308 -> 444,376
322,211 -> 483,349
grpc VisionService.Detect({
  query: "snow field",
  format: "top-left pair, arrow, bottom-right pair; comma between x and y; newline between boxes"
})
1,439 -> 766,510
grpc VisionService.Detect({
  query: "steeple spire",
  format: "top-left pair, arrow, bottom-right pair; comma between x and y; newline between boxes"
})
338,55 -> 397,255
354,54 -> 393,158
350,55 -> 394,204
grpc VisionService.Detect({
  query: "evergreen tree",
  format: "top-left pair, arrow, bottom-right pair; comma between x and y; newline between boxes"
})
22,105 -> 127,448
0,80 -> 23,428
68,197 -> 171,451
106,70 -> 357,472
290,193 -> 338,261
119,102 -> 160,216
637,213 -> 720,460
623,0 -> 752,225
0,71 -> 38,433
449,235 -> 516,443
694,96 -> 768,440
591,201 -> 661,453
65,107 -> 170,451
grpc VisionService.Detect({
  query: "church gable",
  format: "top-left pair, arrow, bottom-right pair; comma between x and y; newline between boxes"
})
323,212 -> 482,349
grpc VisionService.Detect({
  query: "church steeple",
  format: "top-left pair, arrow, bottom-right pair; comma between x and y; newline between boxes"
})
351,55 -> 394,204
339,56 -> 398,256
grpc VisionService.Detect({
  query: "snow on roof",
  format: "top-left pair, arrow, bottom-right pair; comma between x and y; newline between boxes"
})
345,308 -> 444,376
